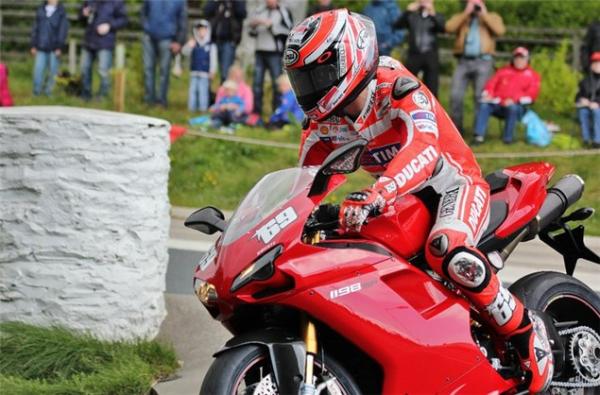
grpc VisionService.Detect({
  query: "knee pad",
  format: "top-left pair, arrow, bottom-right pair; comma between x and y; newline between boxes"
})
442,248 -> 491,292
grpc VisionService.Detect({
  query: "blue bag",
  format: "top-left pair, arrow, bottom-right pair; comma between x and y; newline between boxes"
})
522,110 -> 552,147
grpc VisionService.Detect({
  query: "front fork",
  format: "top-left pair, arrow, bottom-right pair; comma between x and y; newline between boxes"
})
301,318 -> 318,390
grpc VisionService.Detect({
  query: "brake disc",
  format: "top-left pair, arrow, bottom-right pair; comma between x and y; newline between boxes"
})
252,374 -> 278,395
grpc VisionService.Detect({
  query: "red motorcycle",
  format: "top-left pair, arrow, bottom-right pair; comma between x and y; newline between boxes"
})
187,139 -> 600,394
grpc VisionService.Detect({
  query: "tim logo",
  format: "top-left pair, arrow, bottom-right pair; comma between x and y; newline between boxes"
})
362,143 -> 401,166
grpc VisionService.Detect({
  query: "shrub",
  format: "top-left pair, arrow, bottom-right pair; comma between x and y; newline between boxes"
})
531,41 -> 580,116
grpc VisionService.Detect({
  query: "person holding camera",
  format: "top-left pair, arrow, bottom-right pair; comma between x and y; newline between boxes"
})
248,0 -> 293,118
446,0 -> 504,135
394,0 -> 445,96
79,0 -> 128,100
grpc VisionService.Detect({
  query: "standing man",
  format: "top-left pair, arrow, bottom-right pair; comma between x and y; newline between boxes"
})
362,0 -> 405,57
79,0 -> 128,100
142,0 -> 188,107
248,0 -> 292,117
204,0 -> 247,83
31,0 -> 69,96
394,0 -> 445,96
446,0 -> 504,135
473,47 -> 540,144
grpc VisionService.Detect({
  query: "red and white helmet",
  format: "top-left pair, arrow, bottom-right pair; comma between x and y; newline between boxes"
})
283,9 -> 378,121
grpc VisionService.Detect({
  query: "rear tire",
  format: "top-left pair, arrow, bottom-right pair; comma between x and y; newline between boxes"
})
510,271 -> 600,394
200,344 -> 361,395
509,271 -> 600,326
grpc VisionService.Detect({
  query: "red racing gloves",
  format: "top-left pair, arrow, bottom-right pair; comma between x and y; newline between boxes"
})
339,177 -> 398,233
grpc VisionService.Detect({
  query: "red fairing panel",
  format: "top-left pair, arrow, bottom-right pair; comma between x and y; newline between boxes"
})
279,255 -> 515,393
493,162 -> 554,238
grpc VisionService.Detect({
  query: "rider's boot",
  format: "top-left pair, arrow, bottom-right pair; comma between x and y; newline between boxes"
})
508,310 -> 554,393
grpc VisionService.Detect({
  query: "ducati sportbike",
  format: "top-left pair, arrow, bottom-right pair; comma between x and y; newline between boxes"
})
187,139 -> 600,394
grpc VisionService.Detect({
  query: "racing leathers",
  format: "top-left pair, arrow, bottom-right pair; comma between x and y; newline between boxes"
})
299,57 -> 553,392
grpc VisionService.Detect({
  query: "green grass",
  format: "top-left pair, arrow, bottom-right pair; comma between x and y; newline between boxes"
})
0,322 -> 179,395
4,54 -> 599,235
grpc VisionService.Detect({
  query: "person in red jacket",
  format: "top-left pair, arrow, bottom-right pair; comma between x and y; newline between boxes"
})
285,10 -> 553,393
473,46 -> 541,144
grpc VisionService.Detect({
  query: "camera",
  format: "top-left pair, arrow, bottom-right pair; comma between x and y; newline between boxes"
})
474,4 -> 482,12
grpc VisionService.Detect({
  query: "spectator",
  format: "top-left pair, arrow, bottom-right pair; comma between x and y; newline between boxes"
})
203,0 -> 247,83
581,20 -> 600,72
142,0 -> 188,107
268,74 -> 304,129
210,79 -> 246,129
446,0 -> 505,134
79,0 -> 128,100
362,0 -> 404,57
248,0 -> 293,117
0,64 -> 14,106
394,0 -> 445,96
472,47 -> 540,145
576,52 -> 600,148
215,64 -> 253,115
30,0 -> 68,96
307,0 -> 334,16
182,20 -> 217,112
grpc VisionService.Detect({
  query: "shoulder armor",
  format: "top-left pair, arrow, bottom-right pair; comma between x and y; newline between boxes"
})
301,116 -> 310,130
392,77 -> 421,100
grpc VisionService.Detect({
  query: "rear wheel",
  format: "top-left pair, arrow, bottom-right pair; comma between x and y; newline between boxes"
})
510,271 -> 600,394
200,345 -> 361,395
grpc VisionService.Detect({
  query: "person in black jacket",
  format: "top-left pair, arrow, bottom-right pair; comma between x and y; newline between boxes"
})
204,0 -> 247,83
576,52 -> 600,148
307,0 -> 334,16
394,0 -> 445,96
79,0 -> 128,100
30,0 -> 69,96
581,20 -> 600,72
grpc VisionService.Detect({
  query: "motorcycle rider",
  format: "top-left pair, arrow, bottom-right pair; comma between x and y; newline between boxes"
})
284,9 -> 553,393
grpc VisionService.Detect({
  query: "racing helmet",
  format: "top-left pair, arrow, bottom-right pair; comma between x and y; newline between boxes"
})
283,9 -> 379,121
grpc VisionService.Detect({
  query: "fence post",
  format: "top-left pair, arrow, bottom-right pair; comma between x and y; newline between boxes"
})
68,39 -> 77,75
572,33 -> 581,71
113,43 -> 126,112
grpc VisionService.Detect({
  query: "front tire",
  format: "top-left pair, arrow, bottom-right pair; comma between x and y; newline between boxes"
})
200,345 -> 361,395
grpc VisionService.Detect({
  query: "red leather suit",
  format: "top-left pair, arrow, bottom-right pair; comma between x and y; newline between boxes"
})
299,57 -> 524,335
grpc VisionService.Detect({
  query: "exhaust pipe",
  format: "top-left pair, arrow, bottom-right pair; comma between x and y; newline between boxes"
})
531,175 -> 585,234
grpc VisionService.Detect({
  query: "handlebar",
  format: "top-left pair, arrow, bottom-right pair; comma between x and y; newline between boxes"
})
305,204 -> 340,232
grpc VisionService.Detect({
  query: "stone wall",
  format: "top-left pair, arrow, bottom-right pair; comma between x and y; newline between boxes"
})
0,106 -> 170,341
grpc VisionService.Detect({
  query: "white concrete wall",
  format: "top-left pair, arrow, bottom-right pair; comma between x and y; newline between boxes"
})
0,106 -> 171,341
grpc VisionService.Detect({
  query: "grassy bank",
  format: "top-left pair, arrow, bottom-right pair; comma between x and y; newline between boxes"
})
4,55 -> 599,234
0,322 -> 178,395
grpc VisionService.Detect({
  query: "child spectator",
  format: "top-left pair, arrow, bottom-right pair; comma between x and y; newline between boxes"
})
0,64 -> 14,106
576,52 -> 600,148
30,0 -> 69,96
267,74 -> 304,129
215,64 -> 253,115
210,80 -> 246,129
182,20 -> 217,112
472,47 -> 540,145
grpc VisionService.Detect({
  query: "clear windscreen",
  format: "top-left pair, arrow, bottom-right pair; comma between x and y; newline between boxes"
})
221,167 -> 316,245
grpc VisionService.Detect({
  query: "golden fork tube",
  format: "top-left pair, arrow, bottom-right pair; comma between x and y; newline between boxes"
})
303,318 -> 318,385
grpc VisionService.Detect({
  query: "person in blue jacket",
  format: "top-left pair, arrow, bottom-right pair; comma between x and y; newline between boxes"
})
268,74 -> 304,129
30,0 -> 69,96
362,0 -> 405,56
142,0 -> 188,107
79,0 -> 128,100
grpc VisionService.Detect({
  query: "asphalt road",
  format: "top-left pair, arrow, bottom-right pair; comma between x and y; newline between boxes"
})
154,207 -> 600,395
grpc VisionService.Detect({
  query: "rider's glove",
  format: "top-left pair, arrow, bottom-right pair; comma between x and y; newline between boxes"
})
339,177 -> 398,233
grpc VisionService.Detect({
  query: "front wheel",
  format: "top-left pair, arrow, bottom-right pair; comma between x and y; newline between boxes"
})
510,271 -> 600,393
200,345 -> 361,395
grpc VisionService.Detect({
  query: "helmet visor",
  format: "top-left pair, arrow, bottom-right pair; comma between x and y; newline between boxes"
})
287,63 -> 342,106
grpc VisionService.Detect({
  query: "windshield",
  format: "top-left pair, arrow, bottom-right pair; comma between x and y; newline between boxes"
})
221,168 -> 316,245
